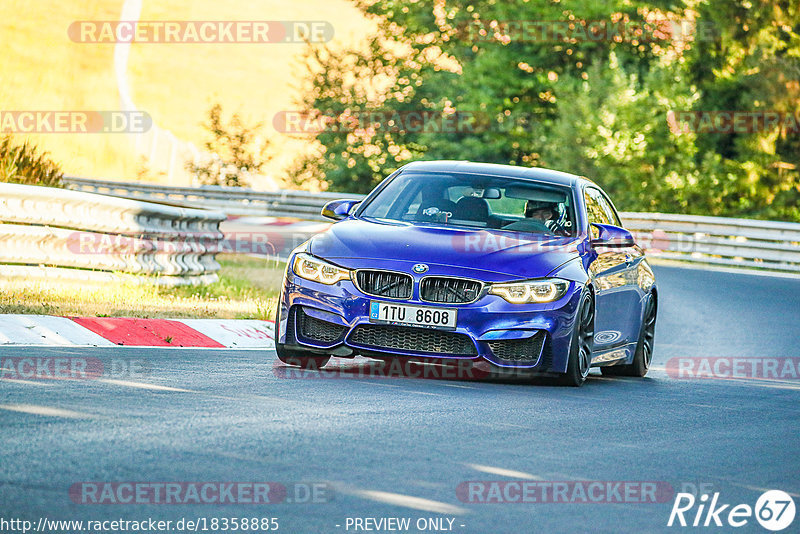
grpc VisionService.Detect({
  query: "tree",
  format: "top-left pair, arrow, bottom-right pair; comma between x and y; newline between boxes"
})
292,0 -> 800,220
188,104 -> 270,187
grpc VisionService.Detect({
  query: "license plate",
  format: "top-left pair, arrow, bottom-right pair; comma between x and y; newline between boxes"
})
369,301 -> 457,329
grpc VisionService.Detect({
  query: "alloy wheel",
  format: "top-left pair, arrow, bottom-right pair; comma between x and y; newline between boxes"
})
577,294 -> 595,379
641,297 -> 656,368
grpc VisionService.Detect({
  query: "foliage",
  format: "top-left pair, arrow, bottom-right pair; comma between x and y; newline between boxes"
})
293,0 -> 800,221
289,36 -> 431,192
0,135 -> 63,187
187,104 -> 271,187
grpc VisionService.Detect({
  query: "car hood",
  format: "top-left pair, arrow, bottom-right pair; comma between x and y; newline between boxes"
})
309,218 -> 581,281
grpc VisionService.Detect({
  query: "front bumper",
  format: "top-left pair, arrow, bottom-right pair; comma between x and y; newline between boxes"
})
277,262 -> 584,372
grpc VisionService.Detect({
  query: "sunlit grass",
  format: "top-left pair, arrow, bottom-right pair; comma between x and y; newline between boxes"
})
0,254 -> 283,319
0,0 -> 372,184
0,0 -> 143,179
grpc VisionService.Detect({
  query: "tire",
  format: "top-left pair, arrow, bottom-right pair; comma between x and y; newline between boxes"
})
274,302 -> 331,370
559,289 -> 594,387
600,293 -> 656,377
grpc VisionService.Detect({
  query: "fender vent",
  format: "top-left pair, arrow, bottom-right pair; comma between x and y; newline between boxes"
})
487,332 -> 545,363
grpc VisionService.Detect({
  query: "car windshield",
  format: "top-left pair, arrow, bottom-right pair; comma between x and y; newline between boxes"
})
357,171 -> 577,237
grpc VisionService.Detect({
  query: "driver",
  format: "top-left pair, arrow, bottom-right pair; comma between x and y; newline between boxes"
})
524,200 -> 557,227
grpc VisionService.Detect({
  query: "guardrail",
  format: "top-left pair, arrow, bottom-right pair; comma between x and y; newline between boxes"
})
621,212 -> 800,274
63,176 -> 358,221
63,176 -> 800,275
0,183 -> 227,286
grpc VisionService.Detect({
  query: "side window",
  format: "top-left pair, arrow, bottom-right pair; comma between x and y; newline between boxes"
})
584,189 -> 610,225
594,191 -> 622,227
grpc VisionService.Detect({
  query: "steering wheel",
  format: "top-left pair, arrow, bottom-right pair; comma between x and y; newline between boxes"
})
548,206 -> 573,236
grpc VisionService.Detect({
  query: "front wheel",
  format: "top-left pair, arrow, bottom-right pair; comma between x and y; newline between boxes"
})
601,293 -> 656,377
559,290 -> 594,387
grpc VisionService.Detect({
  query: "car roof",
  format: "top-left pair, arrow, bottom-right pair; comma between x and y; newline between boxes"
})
400,160 -> 596,189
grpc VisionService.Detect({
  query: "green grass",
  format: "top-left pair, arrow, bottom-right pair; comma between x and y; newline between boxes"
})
0,254 -> 284,319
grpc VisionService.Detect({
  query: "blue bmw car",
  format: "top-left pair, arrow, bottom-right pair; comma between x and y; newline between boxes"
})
276,161 -> 657,386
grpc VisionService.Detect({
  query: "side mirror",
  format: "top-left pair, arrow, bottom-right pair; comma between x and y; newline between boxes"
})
321,199 -> 360,221
590,223 -> 635,248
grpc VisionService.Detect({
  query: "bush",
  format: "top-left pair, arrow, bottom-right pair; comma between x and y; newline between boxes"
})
0,135 -> 63,187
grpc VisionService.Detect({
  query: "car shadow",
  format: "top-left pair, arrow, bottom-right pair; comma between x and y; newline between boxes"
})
272,356 -> 660,388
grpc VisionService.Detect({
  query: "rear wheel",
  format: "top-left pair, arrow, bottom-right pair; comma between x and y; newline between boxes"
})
559,290 -> 594,387
601,293 -> 656,377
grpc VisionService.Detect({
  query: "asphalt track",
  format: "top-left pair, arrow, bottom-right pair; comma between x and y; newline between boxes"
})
1,265 -> 799,534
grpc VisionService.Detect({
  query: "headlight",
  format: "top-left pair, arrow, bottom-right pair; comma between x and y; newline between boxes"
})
292,253 -> 351,285
489,278 -> 570,304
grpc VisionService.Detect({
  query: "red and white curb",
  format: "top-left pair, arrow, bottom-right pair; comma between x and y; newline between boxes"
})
0,315 -> 274,349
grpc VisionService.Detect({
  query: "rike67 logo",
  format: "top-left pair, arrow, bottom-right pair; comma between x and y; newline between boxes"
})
668,490 -> 795,531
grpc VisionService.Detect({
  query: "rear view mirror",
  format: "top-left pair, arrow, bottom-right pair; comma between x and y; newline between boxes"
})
321,199 -> 360,221
482,188 -> 501,199
504,185 -> 567,203
590,223 -> 635,248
